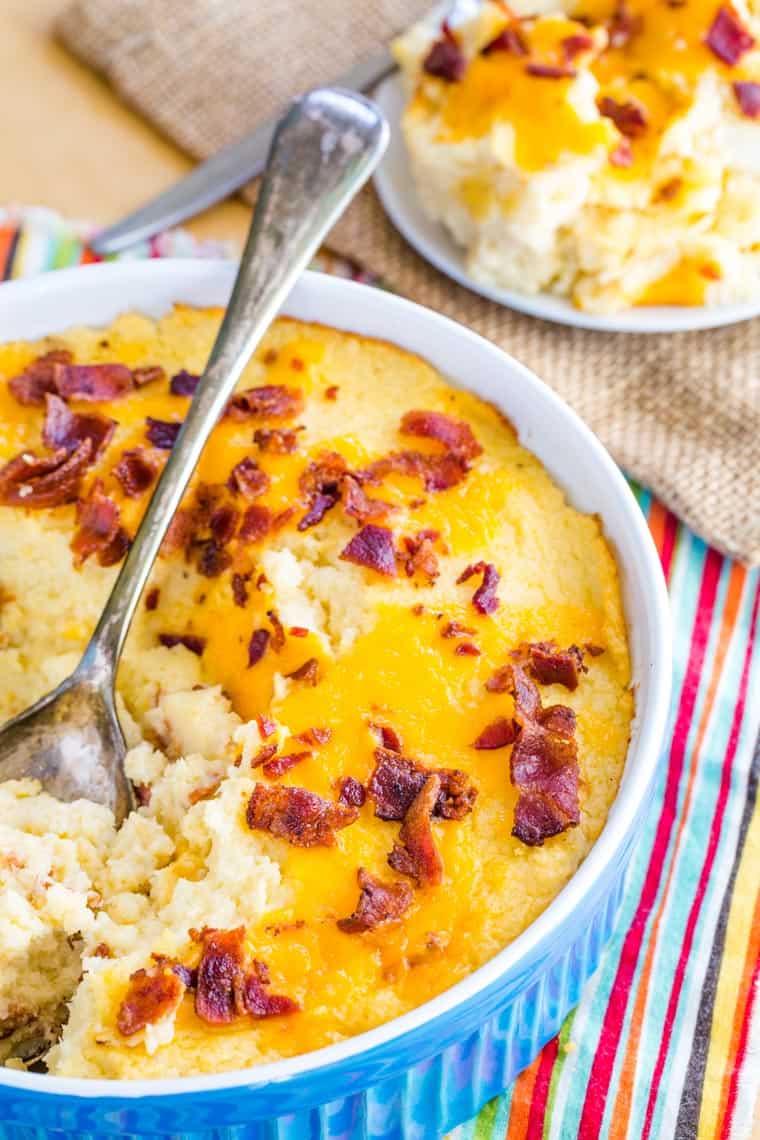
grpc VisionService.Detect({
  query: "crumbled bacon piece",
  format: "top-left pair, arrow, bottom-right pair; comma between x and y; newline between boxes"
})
294,726 -> 332,747
196,540 -> 232,578
159,633 -> 206,656
340,524 -> 397,577
359,449 -> 470,493
247,628 -> 270,667
0,441 -> 92,509
253,427 -> 301,454
511,641 -> 586,690
400,410 -> 482,462
285,657 -> 320,685
598,95 -> 648,137
42,394 -> 115,459
562,33 -> 594,59
226,384 -> 303,421
262,751 -> 311,779
609,139 -> 634,167
134,783 -> 152,807
455,642 -> 480,657
146,418 -> 182,450
388,776 -> 443,887
54,362 -> 134,402
239,503 -> 271,543
227,456 -> 270,499
368,748 -> 477,822
441,620 -> 475,639
423,22 -> 466,81
117,963 -> 186,1036
258,714 -> 277,739
457,561 -> 500,614
485,664 -> 511,693
607,1 -> 643,47
7,349 -> 73,405
341,474 -> 395,526
246,784 -> 359,846
526,62 -> 577,78
584,642 -> 605,657
370,723 -> 403,752
231,572 -> 249,607
508,664 -> 580,846
71,481 -> 130,567
113,447 -> 157,498
290,626 -> 309,637
324,385 -> 339,401
188,780 -> 222,805
472,717 -> 517,750
400,528 -> 440,581
133,365 -> 165,388
482,25 -> 528,55
194,927 -> 246,1025
169,370 -> 200,397
706,5 -> 754,64
145,586 -> 160,611
209,504 -> 239,546
267,609 -> 286,651
733,79 -> 760,117
251,743 -> 278,769
338,776 -> 366,807
242,964 -> 299,1019
337,868 -> 413,933
297,451 -> 346,530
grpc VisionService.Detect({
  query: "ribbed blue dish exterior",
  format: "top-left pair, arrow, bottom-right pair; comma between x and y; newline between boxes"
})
0,835 -> 633,1140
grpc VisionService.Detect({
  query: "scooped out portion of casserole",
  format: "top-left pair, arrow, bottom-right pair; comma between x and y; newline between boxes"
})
0,307 -> 633,1077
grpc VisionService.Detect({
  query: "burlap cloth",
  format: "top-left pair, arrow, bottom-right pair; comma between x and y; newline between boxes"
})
57,0 -> 760,564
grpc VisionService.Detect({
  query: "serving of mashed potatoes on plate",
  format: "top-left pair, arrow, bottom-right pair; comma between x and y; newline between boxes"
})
0,307 -> 633,1077
394,0 -> 760,312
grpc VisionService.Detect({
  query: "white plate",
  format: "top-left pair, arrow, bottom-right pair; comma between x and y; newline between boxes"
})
373,73 -> 760,333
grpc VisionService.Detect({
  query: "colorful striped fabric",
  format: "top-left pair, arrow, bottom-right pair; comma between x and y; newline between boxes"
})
1,207 -> 758,1140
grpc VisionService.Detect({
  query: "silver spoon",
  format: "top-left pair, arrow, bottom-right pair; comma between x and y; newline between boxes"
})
0,87 -> 388,825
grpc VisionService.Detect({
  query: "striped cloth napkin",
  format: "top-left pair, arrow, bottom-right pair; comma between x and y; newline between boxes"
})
1,207 -> 758,1140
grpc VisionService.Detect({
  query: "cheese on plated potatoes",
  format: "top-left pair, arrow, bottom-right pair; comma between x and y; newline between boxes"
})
394,0 -> 760,312
0,307 -> 632,1076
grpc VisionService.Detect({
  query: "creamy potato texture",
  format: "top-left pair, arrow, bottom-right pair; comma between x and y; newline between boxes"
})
0,308 -> 632,1076
395,0 -> 760,311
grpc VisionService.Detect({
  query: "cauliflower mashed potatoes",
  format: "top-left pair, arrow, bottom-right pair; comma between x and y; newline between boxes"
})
395,0 -> 760,311
0,307 -> 633,1077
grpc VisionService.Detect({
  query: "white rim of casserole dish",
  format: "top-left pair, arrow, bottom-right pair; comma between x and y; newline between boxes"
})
0,261 -> 672,1099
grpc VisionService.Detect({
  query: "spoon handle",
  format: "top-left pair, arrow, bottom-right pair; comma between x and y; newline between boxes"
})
79,88 -> 387,683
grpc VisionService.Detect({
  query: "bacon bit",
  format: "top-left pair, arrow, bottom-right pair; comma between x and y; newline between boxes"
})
482,25 -> 528,55
113,447 -> 157,498
232,573 -> 249,607
423,22 -> 466,81
400,410 -> 482,462
262,348 -> 278,365
457,561 -> 500,614
8,349 -> 73,405
159,633 -> 206,656
146,418 -> 182,450
512,641 -> 586,690
289,357 -> 304,373
196,540 -> 232,578
338,868 -> 414,933
584,642 -> 605,656
341,474 -> 395,526
247,628 -> 270,667
441,620 -> 475,639
226,384 -> 303,421
251,743 -> 278,768
265,609 -> 285,652
508,664 -> 580,846
340,524 -> 397,577
55,362 -> 134,402
388,775 -> 443,887
297,451 -> 346,530
161,506 -> 194,556
227,456 -> 270,499
370,723 -> 403,752
188,780 -> 222,805
733,79 -> 760,117
117,964 -> 185,1036
598,95 -> 648,137
290,626 -> 309,637
194,927 -> 246,1025
485,664 -> 511,693
455,642 -> 481,657
144,586 -> 160,611
92,942 -> 112,958
562,33 -> 594,59
473,717 -> 517,750
134,783 -> 152,807
526,62 -> 577,78
208,504 -> 239,546
258,714 -> 277,739
294,726 -> 332,747
607,1 -> 643,47
242,965 -> 299,1019
285,657 -> 320,685
654,177 -> 682,203
359,449 -> 470,493
71,481 -> 130,567
262,751 -> 311,779
170,370 -> 200,397
706,6 -> 754,64
411,603 -> 425,616
324,385 -> 339,400
42,394 -> 116,459
400,529 -> 440,581
253,427 -> 301,454
368,748 -> 477,822
246,784 -> 359,846
609,139 -> 634,167
338,776 -> 366,807
133,365 -> 165,388
239,503 -> 272,543
0,441 -> 92,509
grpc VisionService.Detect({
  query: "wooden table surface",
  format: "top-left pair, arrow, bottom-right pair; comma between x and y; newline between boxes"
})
1,0 -> 251,249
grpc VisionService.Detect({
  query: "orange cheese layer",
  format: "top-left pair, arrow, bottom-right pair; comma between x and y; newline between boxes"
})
0,307 -> 633,1076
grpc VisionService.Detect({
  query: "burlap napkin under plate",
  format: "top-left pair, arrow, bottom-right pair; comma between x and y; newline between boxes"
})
57,0 -> 760,563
